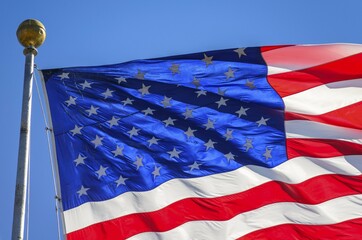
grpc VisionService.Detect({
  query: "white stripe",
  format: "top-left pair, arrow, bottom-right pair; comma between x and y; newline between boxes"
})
263,44 -> 362,75
283,78 -> 362,115
128,194 -> 362,240
267,65 -> 291,75
64,155 -> 362,233
285,120 -> 362,144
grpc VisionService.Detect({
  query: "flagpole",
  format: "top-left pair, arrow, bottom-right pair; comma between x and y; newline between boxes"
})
12,19 -> 46,240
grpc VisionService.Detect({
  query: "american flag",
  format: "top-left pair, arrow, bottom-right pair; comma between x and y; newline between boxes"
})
40,44 -> 362,240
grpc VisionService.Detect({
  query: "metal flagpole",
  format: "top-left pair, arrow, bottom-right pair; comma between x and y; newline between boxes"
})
12,19 -> 46,240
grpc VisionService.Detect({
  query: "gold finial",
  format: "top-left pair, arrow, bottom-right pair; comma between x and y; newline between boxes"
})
16,19 -> 46,54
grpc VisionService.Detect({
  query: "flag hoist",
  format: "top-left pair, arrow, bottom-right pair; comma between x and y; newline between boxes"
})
13,19 -> 46,240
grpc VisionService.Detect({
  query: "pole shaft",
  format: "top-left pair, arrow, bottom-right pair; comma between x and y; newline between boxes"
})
12,51 -> 35,240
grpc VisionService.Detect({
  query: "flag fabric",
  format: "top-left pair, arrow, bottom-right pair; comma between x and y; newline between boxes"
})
40,44 -> 362,240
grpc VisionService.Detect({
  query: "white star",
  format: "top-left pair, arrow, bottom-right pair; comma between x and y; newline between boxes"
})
244,139 -> 253,152
189,161 -> 202,171
163,117 -> 176,127
108,116 -> 120,128
65,96 -> 77,107
224,67 -> 235,79
115,77 -> 127,84
256,117 -> 270,127
218,88 -> 226,96
161,96 -> 172,108
115,175 -> 128,187
102,88 -> 114,99
122,98 -> 134,106
184,127 -> 197,139
80,80 -> 92,90
77,185 -> 89,197
70,125 -> 83,136
58,72 -> 69,80
203,119 -> 215,130
170,64 -> 180,74
152,166 -> 161,178
91,135 -> 104,148
234,48 -> 247,58
202,53 -> 213,66
134,155 -> 144,170
74,154 -> 86,166
183,108 -> 193,119
235,106 -> 249,117
112,145 -> 124,157
263,148 -> 272,160
192,77 -> 201,88
96,165 -> 108,179
246,79 -> 255,89
224,152 -> 236,162
147,136 -> 160,147
138,84 -> 151,96
204,139 -> 216,151
215,97 -> 228,108
224,129 -> 234,141
142,107 -> 155,116
135,70 -> 145,80
167,148 -> 182,159
195,89 -> 207,98
128,127 -> 140,138
86,105 -> 99,116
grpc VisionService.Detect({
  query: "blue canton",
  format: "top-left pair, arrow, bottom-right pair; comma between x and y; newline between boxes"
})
41,47 -> 287,210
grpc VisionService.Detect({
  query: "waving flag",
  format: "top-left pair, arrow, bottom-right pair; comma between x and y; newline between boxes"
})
40,44 -> 362,240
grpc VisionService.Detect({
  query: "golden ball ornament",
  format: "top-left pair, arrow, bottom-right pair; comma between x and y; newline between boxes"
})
16,19 -> 46,48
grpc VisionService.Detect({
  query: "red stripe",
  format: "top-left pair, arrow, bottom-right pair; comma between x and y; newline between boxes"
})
67,174 -> 362,240
286,138 -> 362,159
260,45 -> 293,53
267,53 -> 362,97
285,101 -> 362,130
238,218 -> 362,240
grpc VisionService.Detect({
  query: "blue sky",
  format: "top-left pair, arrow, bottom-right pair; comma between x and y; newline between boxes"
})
1,0 -> 362,239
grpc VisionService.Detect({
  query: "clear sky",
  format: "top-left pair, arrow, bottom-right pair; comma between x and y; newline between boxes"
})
1,0 -> 362,239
